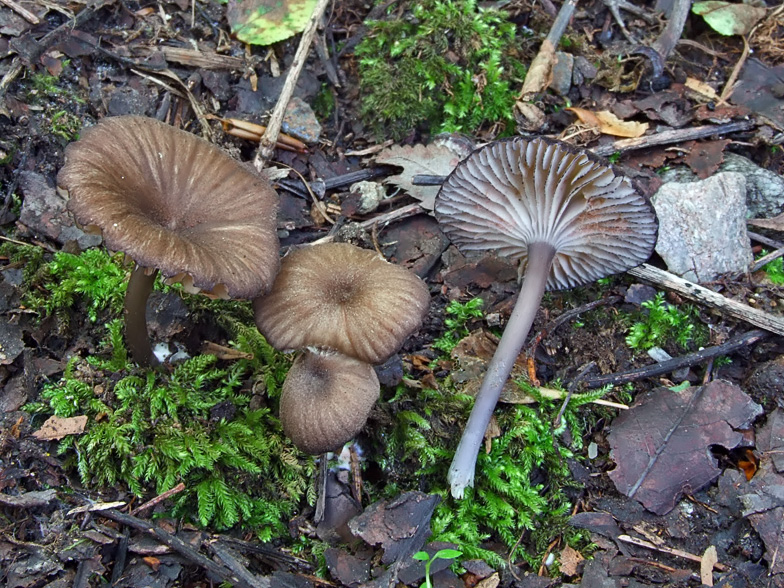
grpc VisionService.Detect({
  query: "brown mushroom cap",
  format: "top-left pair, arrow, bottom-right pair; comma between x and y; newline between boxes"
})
434,137 -> 658,288
58,116 -> 280,299
280,350 -> 380,454
254,242 -> 430,364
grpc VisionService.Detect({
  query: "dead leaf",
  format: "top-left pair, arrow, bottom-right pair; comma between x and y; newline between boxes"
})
375,140 -> 471,210
701,545 -> 717,586
683,139 -> 730,179
32,415 -> 88,440
559,545 -> 584,576
722,458 -> 784,575
748,212 -> 784,232
685,77 -> 719,100
566,107 -> 648,138
474,572 -> 500,588
608,380 -> 763,515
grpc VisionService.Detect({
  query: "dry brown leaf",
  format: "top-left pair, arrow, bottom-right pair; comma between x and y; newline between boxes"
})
567,107 -> 648,138
32,415 -> 88,440
701,545 -> 718,586
685,77 -> 719,100
559,545 -> 585,577
748,212 -> 784,232
375,140 -> 471,210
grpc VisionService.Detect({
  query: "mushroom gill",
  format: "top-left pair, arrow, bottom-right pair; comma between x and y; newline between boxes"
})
434,136 -> 658,498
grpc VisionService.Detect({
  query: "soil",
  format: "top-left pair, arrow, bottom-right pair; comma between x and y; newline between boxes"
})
1,1 -> 784,587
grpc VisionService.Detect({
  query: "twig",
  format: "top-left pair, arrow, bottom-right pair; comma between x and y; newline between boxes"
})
579,329 -> 769,388
592,121 -> 756,157
254,0 -> 332,170
131,482 -> 185,516
0,0 -> 39,23
618,534 -> 729,572
311,202 -> 423,245
628,263 -> 784,335
208,543 -> 271,588
719,35 -> 750,103
651,0 -> 692,60
519,0 -> 578,99
98,509 -> 260,588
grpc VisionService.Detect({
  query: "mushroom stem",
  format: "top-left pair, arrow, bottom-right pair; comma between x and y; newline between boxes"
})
447,241 -> 557,499
124,264 -> 159,367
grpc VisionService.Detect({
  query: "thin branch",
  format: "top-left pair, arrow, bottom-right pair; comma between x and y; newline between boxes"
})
254,0 -> 332,170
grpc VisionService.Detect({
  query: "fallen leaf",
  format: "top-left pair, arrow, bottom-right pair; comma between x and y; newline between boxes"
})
608,380 -> 763,515
227,0 -> 318,46
683,139 -> 730,179
32,415 -> 88,440
559,545 -> 584,577
566,107 -> 648,138
692,1 -> 767,36
375,138 -> 473,210
685,77 -> 719,100
701,545 -> 718,586
748,212 -> 784,232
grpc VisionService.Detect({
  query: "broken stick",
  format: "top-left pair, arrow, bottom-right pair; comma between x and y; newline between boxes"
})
254,0 -> 331,170
628,263 -> 784,335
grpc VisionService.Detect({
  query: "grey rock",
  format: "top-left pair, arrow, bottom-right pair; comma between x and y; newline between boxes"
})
551,52 -> 574,96
652,172 -> 753,282
661,153 -> 784,219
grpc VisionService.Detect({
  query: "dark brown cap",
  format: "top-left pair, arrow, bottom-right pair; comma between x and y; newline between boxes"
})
58,116 -> 280,299
254,242 -> 430,364
435,137 -> 658,288
279,350 -> 379,454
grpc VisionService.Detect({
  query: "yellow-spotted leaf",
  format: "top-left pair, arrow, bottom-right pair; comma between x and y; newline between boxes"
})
227,0 -> 317,46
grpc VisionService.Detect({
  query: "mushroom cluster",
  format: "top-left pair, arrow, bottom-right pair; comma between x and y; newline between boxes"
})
58,116 -> 280,366
434,136 -> 658,498
254,242 -> 430,454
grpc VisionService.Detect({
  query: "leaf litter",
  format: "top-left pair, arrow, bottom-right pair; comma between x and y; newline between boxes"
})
608,380 -> 763,515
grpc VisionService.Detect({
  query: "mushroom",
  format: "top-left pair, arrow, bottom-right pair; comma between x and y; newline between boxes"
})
254,242 -> 430,365
434,136 -> 658,498
58,116 -> 280,366
279,349 -> 380,454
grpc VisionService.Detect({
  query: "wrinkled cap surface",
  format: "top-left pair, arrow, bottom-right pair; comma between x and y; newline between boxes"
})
58,116 -> 280,299
280,350 -> 380,454
435,137 -> 658,290
254,242 -> 430,364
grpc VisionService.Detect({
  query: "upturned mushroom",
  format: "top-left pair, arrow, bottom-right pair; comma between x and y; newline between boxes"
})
279,350 -> 380,454
58,116 -> 280,366
434,137 -> 658,498
254,242 -> 430,364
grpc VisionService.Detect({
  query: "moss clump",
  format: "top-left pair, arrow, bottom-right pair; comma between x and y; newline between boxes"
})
356,0 -> 526,139
370,380 -> 603,568
27,318 -> 312,538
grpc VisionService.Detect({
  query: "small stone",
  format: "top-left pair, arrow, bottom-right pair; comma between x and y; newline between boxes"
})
652,172 -> 753,282
551,52 -> 574,96
282,96 -> 321,144
350,180 -> 387,214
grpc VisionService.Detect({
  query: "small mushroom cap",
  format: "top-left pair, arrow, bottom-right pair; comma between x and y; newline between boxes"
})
254,242 -> 430,364
58,116 -> 280,299
435,137 -> 658,290
280,350 -> 380,454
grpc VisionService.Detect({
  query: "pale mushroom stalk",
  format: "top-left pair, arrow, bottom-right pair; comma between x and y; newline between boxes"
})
124,265 -> 159,367
447,241 -> 555,498
434,137 -> 658,499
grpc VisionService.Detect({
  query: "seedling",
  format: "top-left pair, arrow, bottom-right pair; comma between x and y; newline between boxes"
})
625,292 -> 702,351
761,255 -> 784,285
413,548 -> 462,588
432,297 -> 484,354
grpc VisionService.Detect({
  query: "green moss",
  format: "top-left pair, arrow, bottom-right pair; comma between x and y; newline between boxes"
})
624,292 -> 706,351
28,317 -> 310,538
356,0 -> 525,139
369,380 -> 602,568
